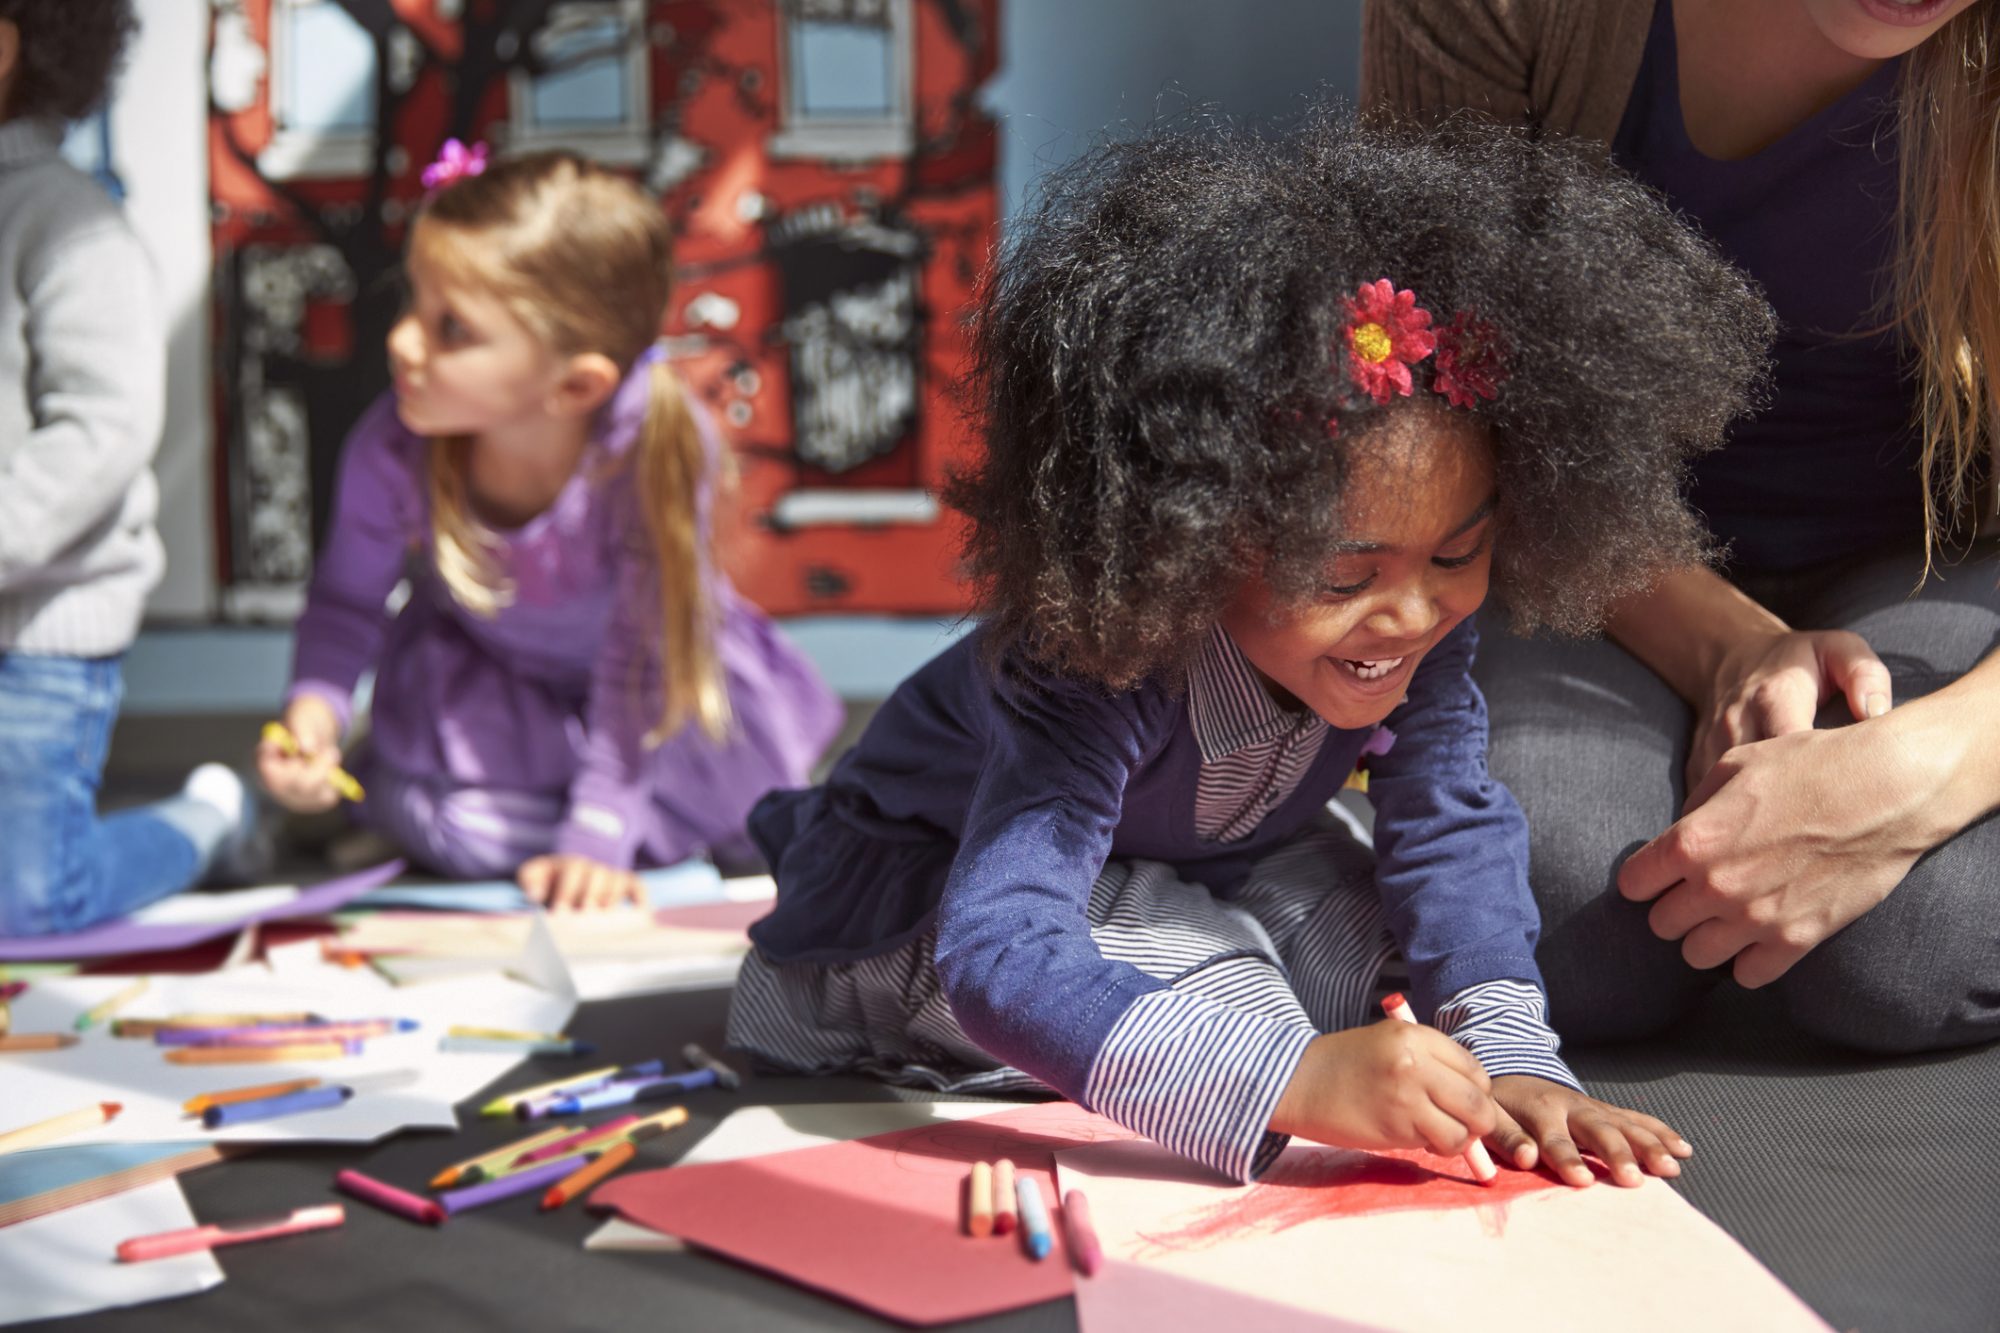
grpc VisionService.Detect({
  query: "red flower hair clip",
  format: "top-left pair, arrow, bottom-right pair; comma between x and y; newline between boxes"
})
421,138 -> 489,194
1342,279 -> 1436,404
1433,310 -> 1507,409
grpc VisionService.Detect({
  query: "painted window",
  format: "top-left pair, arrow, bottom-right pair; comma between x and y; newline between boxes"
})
260,0 -> 377,178
773,0 -> 913,159
507,1 -> 651,164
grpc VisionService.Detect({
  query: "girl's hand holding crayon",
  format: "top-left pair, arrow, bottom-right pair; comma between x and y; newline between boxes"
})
1269,1018 -> 1499,1161
518,853 -> 643,913
1485,1075 -> 1693,1189
257,696 -> 348,814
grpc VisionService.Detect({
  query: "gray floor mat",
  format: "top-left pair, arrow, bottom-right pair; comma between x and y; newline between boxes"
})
1569,984 -> 2000,1333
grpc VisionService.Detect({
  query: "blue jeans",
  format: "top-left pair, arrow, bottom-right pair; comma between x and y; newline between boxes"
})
0,653 -> 204,936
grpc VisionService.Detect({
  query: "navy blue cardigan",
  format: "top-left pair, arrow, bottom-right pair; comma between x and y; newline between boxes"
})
747,616 -> 1545,1104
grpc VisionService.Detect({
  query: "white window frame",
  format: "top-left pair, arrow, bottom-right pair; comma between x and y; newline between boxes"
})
257,0 -> 377,180
769,0 -> 914,161
502,0 -> 652,166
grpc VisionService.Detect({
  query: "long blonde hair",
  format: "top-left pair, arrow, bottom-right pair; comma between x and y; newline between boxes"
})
415,151 -> 729,744
1896,4 -> 2000,567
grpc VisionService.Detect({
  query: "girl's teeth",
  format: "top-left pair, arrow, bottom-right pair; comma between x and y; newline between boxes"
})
1341,656 -> 1405,681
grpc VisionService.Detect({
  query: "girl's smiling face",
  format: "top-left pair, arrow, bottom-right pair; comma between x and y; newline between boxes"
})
1220,404 -> 1497,731
386,221 -> 568,439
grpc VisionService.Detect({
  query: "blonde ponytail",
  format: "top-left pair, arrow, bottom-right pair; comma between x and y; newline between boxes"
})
634,359 -> 731,744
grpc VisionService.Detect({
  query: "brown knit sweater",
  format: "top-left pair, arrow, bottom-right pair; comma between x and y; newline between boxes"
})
1360,0 -> 1657,150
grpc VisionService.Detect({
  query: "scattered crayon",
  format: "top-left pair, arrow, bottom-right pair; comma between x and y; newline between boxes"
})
1381,992 -> 1498,1184
118,1205 -> 344,1262
336,1170 -> 444,1226
967,1161 -> 994,1238
993,1158 -> 1018,1235
1016,1173 -> 1053,1261
1063,1189 -> 1103,1276
183,1078 -> 323,1117
74,977 -> 148,1032
0,1033 -> 79,1052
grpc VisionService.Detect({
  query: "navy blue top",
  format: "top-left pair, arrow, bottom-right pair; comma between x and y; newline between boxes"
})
1612,0 -> 1920,573
746,617 -> 1544,1104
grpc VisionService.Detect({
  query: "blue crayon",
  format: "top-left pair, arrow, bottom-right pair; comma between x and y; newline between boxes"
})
201,1069 -> 420,1127
512,1060 -> 667,1120
1016,1174 -> 1053,1261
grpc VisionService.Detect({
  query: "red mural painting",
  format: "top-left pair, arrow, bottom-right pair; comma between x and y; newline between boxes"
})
207,0 -> 998,619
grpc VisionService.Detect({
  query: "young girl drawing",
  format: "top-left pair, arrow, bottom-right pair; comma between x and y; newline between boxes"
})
260,148 -> 841,910
728,111 -> 1775,1184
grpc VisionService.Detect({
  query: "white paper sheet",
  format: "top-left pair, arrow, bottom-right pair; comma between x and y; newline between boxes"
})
0,916 -> 577,1149
582,1101 -> 1008,1251
0,1179 -> 224,1326
1055,1140 -> 1832,1333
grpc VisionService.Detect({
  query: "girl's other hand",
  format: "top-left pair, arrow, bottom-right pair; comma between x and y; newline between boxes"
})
1486,1075 -> 1691,1187
256,695 -> 344,814
518,854 -> 644,912
1688,628 -> 1892,788
1270,1019 -> 1498,1159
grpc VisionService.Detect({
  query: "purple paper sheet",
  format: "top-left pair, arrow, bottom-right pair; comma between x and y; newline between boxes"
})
0,860 -> 407,962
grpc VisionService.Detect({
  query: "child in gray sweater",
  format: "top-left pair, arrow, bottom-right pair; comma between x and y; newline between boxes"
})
0,1 -> 247,935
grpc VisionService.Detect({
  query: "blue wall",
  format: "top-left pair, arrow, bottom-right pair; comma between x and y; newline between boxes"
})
124,2 -> 1363,713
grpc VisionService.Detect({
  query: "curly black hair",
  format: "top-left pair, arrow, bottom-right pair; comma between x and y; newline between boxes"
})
945,106 -> 1775,689
0,0 -> 137,122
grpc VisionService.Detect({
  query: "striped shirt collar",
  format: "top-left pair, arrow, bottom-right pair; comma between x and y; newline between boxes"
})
1186,627 -> 1326,764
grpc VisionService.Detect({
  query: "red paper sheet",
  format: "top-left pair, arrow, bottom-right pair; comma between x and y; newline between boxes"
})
591,1101 -> 1138,1325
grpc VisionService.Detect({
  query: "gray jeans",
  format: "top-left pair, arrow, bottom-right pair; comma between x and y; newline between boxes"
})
1475,540 -> 2000,1054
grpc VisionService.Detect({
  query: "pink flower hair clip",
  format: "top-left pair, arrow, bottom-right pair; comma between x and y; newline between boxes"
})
421,138 -> 489,194
1432,310 -> 1508,409
1342,279 -> 1436,404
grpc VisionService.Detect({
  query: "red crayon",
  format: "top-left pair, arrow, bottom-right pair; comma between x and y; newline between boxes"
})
1380,993 -> 1498,1184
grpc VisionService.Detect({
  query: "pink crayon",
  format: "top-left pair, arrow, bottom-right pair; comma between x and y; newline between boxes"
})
1380,993 -> 1498,1184
335,1169 -> 445,1226
1063,1189 -> 1104,1276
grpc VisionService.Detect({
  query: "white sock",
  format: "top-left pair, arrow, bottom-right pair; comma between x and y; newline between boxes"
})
182,763 -> 248,827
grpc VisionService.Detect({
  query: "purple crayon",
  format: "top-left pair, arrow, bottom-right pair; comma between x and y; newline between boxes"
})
436,1155 -> 591,1215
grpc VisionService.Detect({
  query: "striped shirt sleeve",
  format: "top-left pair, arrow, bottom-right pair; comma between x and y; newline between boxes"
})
1432,978 -> 1581,1090
1082,989 -> 1316,1184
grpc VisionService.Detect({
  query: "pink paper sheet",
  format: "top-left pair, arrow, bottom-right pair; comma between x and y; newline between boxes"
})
591,1100 -> 1138,1325
0,861 -> 406,962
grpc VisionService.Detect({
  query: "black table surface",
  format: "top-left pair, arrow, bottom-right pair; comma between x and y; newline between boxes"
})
23,983 -> 2000,1333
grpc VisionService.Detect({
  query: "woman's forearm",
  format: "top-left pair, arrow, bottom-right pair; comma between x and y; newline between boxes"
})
1605,566 -> 1790,705
1889,649 -> 2000,838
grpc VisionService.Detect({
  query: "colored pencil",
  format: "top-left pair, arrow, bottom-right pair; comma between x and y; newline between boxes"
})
477,1065 -> 623,1117
429,1126 -> 571,1190
1380,992 -> 1498,1184
335,1170 -> 444,1226
261,721 -> 365,802
0,1033 -> 78,1052
540,1141 -> 636,1210
183,1078 -> 322,1116
1016,1173 -> 1053,1260
165,1041 -> 358,1065
74,977 -> 148,1032
1063,1189 -> 1104,1276
967,1161 -> 994,1237
993,1158 -> 1018,1235
0,1102 -> 121,1155
117,1205 -> 344,1262
114,1012 -> 324,1038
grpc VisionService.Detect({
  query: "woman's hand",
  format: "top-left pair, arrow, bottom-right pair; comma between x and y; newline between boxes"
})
1686,628 -> 1894,789
256,694 -> 345,814
1486,1076 -> 1691,1187
1270,1019 -> 1499,1158
1618,705 -> 1964,988
518,854 -> 644,912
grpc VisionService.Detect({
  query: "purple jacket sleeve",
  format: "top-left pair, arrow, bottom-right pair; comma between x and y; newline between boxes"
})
1368,616 -> 1546,1018
287,395 -> 421,731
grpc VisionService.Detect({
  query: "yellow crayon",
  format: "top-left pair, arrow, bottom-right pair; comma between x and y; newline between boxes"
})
262,721 -> 365,803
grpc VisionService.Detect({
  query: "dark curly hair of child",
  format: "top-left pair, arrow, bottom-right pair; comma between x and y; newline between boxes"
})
0,0 -> 137,122
946,106 -> 1776,689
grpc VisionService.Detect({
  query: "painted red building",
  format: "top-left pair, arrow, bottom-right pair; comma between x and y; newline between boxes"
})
208,0 -> 999,617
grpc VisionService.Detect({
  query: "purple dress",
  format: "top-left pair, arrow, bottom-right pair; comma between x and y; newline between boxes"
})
287,366 -> 843,876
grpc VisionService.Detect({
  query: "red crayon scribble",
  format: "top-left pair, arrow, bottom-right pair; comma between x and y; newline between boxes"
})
1132,1147 -> 1566,1259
